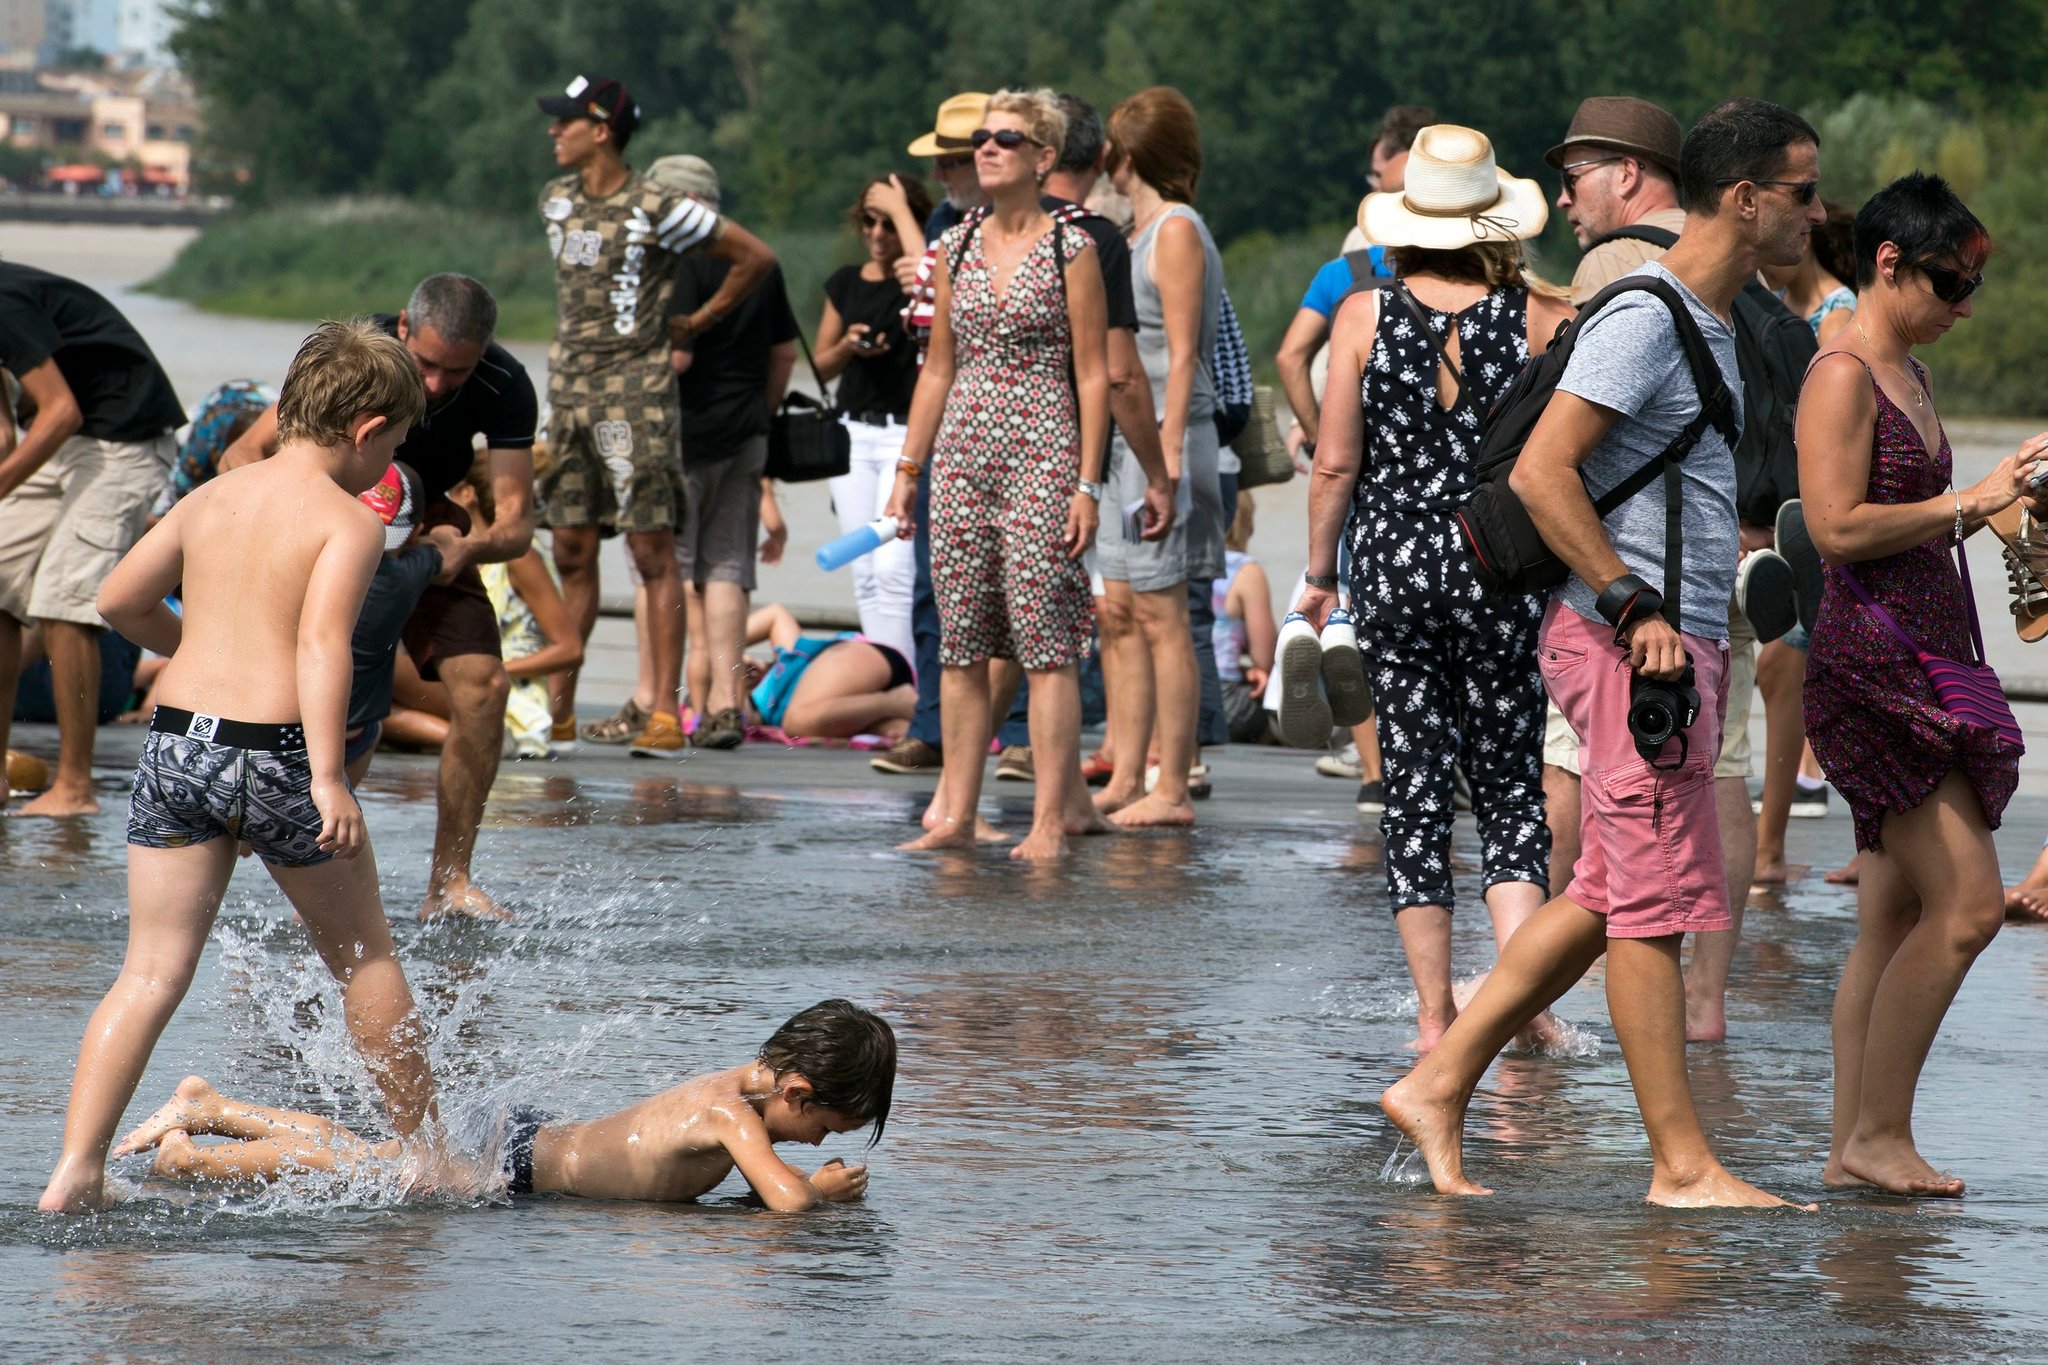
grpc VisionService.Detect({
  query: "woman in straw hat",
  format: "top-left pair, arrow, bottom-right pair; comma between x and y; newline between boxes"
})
1291,125 -> 1576,1053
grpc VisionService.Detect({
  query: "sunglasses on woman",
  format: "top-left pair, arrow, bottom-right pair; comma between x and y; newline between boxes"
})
859,214 -> 894,232
969,127 -> 1042,151
1919,261 -> 1984,305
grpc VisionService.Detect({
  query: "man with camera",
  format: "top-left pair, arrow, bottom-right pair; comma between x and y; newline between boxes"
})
1380,98 -> 1825,1209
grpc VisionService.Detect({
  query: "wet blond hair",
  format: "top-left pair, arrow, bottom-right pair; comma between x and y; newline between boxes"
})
986,87 -> 1068,162
275,318 -> 426,447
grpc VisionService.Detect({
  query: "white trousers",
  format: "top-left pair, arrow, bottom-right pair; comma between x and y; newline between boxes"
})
826,415 -> 915,661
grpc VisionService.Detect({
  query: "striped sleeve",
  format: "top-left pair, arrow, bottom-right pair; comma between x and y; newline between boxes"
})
655,196 -> 721,254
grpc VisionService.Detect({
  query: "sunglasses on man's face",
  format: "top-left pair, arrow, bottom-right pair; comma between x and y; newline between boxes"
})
1920,261 -> 1984,305
1716,176 -> 1820,207
970,127 -> 1042,151
1558,155 -> 1623,198
934,155 -> 972,172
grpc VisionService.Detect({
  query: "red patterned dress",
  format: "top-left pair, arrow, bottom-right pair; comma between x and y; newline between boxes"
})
1803,358 -> 2021,850
928,218 -> 1094,671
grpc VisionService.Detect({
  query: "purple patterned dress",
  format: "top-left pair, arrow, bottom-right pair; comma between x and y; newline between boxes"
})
1803,359 -> 2021,851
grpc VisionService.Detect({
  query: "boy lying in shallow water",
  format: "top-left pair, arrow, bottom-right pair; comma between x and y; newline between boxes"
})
113,1000 -> 895,1211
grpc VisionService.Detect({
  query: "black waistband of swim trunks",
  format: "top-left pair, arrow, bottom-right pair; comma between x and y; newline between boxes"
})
150,706 -> 308,751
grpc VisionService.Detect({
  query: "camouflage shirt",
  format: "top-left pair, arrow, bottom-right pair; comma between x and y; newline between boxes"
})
538,170 -> 723,383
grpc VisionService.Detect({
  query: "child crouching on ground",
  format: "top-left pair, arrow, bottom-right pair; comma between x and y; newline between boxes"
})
116,1000 -> 895,1211
40,320 -> 448,1214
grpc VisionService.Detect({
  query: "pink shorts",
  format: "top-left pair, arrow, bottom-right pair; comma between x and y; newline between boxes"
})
1538,600 -> 1732,939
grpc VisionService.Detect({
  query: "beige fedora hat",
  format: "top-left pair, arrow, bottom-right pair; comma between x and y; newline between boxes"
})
1358,124 -> 1548,251
908,92 -> 990,157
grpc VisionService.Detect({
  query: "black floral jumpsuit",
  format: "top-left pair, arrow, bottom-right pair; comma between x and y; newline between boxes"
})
1345,284 -> 1550,915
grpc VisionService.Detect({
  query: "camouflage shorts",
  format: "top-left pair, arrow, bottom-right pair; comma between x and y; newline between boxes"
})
539,380 -> 685,535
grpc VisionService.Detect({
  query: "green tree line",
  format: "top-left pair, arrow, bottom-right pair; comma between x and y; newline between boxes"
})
165,0 -> 2048,410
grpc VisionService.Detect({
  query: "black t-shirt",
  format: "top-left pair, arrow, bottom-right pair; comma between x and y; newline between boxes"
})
0,261 -> 184,441
370,314 -> 538,502
669,259 -> 800,459
1042,195 -> 1138,333
824,265 -> 918,417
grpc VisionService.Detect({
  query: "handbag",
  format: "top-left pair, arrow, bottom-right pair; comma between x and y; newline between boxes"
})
1835,540 -> 2024,751
1233,384 -> 1294,489
766,328 -> 850,483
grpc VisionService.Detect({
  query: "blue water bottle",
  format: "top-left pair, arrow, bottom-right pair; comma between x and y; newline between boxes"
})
815,516 -> 900,571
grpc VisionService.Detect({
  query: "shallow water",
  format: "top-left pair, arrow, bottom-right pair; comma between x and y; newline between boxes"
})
3,737 -> 2046,1361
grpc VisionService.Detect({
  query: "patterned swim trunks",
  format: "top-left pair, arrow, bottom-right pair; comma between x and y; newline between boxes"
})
127,708 -> 341,867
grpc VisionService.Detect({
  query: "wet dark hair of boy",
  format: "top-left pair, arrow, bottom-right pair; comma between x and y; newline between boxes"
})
759,1000 -> 897,1145
1677,97 -> 1819,215
1851,171 -> 1992,292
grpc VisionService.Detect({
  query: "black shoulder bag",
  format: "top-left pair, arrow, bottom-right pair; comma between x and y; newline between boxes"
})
766,325 -> 851,483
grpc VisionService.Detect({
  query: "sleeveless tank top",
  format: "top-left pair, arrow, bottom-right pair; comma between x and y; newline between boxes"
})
1356,284 -> 1529,517
1132,204 -> 1223,421
1211,548 -> 1251,681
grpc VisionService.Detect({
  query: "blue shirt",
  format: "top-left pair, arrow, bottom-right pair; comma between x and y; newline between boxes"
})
1299,248 -> 1390,317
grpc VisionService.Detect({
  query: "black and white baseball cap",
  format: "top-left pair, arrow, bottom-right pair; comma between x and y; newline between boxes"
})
536,75 -> 641,139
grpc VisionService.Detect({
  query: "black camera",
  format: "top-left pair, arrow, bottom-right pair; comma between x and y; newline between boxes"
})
1628,652 -> 1700,769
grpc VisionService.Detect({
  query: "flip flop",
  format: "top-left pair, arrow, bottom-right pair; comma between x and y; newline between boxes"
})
1319,607 -> 1374,727
1276,613 -> 1333,749
1736,548 -> 1797,644
1775,499 -> 1824,635
1987,500 -> 2048,643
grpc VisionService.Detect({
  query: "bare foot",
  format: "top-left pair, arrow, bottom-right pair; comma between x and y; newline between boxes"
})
1406,1011 -> 1453,1054
898,822 -> 980,851
1820,1160 -> 1874,1190
1512,1009 -> 1571,1055
12,782 -> 99,818
1751,855 -> 1793,885
1648,1164 -> 1814,1209
38,1158 -> 110,1214
1838,1133 -> 1966,1197
114,1075 -> 219,1156
1091,783 -> 1141,815
1379,1073 -> 1491,1196
1108,793 -> 1195,829
2004,881 -> 2048,922
1063,801 -> 1112,837
1009,826 -> 1070,861
1685,997 -> 1727,1044
1824,854 -> 1862,886
418,881 -> 514,923
150,1130 -> 202,1180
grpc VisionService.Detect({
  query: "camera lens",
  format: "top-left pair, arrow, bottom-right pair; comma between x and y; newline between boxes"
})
1628,693 -> 1678,748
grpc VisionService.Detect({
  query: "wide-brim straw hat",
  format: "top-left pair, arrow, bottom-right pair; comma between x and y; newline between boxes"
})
908,92 -> 990,157
1358,124 -> 1548,251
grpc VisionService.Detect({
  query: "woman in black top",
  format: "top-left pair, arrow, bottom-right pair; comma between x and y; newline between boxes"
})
816,173 -> 932,663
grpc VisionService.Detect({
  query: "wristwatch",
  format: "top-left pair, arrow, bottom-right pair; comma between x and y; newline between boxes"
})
1076,479 -> 1103,502
1304,573 -> 1339,590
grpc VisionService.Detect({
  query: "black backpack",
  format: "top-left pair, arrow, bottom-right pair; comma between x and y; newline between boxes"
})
1592,226 -> 1817,526
1453,275 -> 1739,600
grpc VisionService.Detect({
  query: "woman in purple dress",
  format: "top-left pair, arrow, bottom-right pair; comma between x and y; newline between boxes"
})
1800,173 -> 2047,1197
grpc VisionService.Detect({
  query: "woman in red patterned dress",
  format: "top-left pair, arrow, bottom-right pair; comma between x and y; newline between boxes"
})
1800,173 -> 2044,1196
886,88 -> 1111,860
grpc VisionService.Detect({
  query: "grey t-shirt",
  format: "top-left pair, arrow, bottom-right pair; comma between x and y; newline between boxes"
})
1555,261 -> 1742,641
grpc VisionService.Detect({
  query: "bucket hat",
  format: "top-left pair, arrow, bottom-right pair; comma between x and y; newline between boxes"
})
1358,125 -> 1548,251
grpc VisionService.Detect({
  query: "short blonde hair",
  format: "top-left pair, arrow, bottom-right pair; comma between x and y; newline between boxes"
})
986,87 -> 1068,161
275,319 -> 426,447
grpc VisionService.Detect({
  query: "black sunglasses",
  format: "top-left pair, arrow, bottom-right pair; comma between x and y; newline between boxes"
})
1557,155 -> 1623,197
1715,176 -> 1820,206
1919,261 -> 1984,305
970,127 -> 1042,151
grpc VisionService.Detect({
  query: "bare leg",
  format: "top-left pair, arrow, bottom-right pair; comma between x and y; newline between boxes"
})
418,653 -> 511,923
1834,772 -> 2003,1195
549,526 -> 601,725
1607,935 -> 1804,1207
2003,838 -> 2048,921
1380,895 -> 1609,1196
1824,848 -> 1917,1189
0,612 -> 21,805
1110,585 -> 1198,828
1012,664 -> 1081,861
1684,777 -> 1754,1043
681,583 -> 708,717
1354,718 -> 1382,783
1543,764 -> 1581,903
40,840 -> 238,1212
1093,582 -> 1152,814
626,530 -> 685,724
269,849 -> 440,1142
781,645 -> 914,740
1396,904 -> 1455,1051
117,1075 -> 366,1155
1482,878 -> 1567,1051
703,580 -> 749,714
149,1128 -> 385,1183
902,662 -> 994,850
1753,640 -> 1805,883
17,619 -> 102,816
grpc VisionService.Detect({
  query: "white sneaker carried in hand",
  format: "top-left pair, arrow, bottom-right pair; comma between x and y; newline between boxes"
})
1276,612 -> 1333,749
1319,607 -> 1373,727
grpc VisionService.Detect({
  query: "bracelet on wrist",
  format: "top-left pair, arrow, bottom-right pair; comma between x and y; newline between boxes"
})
896,459 -> 923,478
1595,572 -> 1664,647
1304,573 -> 1339,590
1076,479 -> 1103,502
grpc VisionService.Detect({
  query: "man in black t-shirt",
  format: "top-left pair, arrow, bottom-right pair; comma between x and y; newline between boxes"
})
658,155 -> 798,749
222,274 -> 539,922
0,261 -> 184,815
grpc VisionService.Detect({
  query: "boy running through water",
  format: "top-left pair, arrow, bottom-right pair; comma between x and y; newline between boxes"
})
117,1000 -> 894,1211
40,321 -> 448,1214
